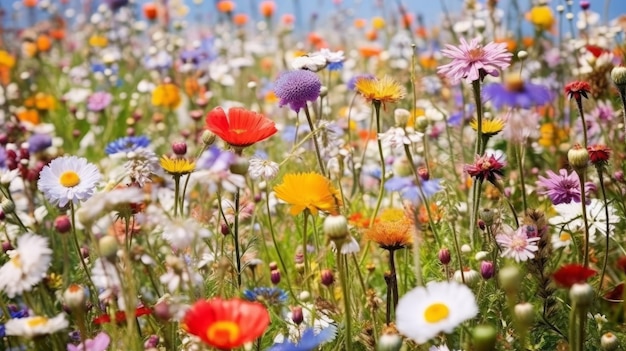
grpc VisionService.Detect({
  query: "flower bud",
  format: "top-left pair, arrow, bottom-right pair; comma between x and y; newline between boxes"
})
291,306 -> 304,325
454,268 -> 480,287
417,166 -> 429,181
479,208 -> 495,226
201,130 -> 217,146
514,302 -> 534,327
54,215 -> 72,234
229,156 -> 249,175
601,332 -> 619,351
323,214 -> 349,244
461,244 -> 472,254
153,300 -> 172,321
568,145 -> 589,171
393,108 -> 410,127
611,66 -> 626,88
98,235 -> 119,260
475,251 -> 489,261
438,248 -> 451,265
320,269 -> 334,286
1,199 -> 15,214
569,283 -> 594,307
499,265 -> 521,294
472,324 -> 497,351
517,50 -> 528,60
376,333 -> 403,351
270,269 -> 281,285
480,261 -> 494,280
172,141 -> 187,156
63,284 -> 86,309
392,156 -> 413,177
269,262 -> 278,271
415,116 -> 429,132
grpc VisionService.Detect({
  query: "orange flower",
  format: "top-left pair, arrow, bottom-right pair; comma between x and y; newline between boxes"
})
274,172 -> 342,216
205,107 -> 277,149
259,0 -> 275,17
358,46 -> 382,58
25,93 -> 55,110
216,0 -> 235,13
16,109 -> 40,125
143,2 -> 158,20
353,18 -> 366,29
233,13 -> 248,26
152,82 -> 181,109
418,203 -> 442,224
365,29 -> 378,41
183,298 -> 270,350
281,14 -> 295,25
49,29 -> 66,40
36,35 -> 52,52
366,209 -> 413,250
23,0 -> 37,7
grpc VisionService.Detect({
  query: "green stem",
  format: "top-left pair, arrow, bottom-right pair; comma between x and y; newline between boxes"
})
369,100 -> 385,227
577,171 -> 591,268
302,211 -> 312,293
575,98 -> 588,148
173,175 -> 180,217
69,202 -> 101,313
337,251 -> 353,351
265,189 -> 296,298
515,144 -> 528,214
234,187 -> 242,289
597,169 -> 610,293
303,105 -> 326,175
471,79 -> 484,155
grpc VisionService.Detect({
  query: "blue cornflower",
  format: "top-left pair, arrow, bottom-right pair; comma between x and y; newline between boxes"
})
327,61 -> 343,71
483,78 -> 552,109
105,136 -> 151,155
385,177 -> 442,204
243,287 -> 288,305
268,327 -> 335,351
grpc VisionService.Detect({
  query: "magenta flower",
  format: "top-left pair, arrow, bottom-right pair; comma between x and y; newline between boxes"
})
87,92 -> 113,112
464,153 -> 506,184
437,37 -> 512,84
536,169 -> 594,205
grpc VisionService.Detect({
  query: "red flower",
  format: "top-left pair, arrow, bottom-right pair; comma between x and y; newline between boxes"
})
565,81 -> 591,100
587,144 -> 611,166
552,264 -> 596,288
93,305 -> 152,324
205,107 -> 277,149
183,298 -> 270,350
463,153 -> 505,184
604,283 -> 623,302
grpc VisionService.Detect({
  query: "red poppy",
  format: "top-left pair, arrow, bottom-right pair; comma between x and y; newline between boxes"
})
587,144 -> 611,166
565,81 -> 591,100
552,264 -> 596,288
93,305 -> 152,324
205,107 -> 277,149
183,298 -> 270,350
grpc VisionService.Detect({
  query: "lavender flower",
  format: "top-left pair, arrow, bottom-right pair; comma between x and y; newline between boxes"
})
536,169 -> 594,205
437,37 -> 512,84
28,134 -> 52,153
385,176 -> 442,205
274,70 -> 322,112
483,79 -> 552,109
87,92 -> 113,112
67,331 -> 110,351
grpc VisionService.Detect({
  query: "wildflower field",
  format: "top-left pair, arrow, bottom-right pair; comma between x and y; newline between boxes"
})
2,0 -> 626,350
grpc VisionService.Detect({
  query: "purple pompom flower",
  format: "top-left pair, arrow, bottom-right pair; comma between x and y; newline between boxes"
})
274,70 -> 321,113
87,92 -> 113,112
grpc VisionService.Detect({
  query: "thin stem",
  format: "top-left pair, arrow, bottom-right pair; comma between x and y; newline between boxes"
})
577,171 -> 591,268
173,175 -> 180,217
618,88 -> 626,139
388,249 -> 399,309
303,104 -> 326,175
598,169 -> 610,292
575,98 -> 588,148
450,222 -> 465,284
234,187 -> 242,289
337,251 -> 353,351
515,144 -> 528,214
369,100 -> 386,226
265,189 -> 296,298
302,211 -> 312,293
471,79 -> 484,155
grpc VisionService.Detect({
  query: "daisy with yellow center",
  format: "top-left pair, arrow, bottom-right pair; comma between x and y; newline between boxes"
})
470,118 -> 504,137
5,313 -> 68,338
274,172 -> 342,216
160,155 -> 195,176
37,156 -> 102,207
0,234 -> 53,298
396,281 -> 478,344
354,75 -> 406,107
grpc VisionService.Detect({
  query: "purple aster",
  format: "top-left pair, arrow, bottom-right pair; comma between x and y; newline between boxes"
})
536,169 -> 594,205
385,176 -> 442,204
274,70 -> 322,112
28,133 -> 52,153
437,37 -> 512,84
87,92 -> 113,112
483,79 -> 552,109
67,332 -> 110,351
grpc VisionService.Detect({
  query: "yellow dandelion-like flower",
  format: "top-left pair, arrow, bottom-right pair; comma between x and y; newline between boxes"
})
355,76 -> 406,106
470,118 -> 504,137
273,172 -> 342,216
160,155 -> 195,176
152,83 -> 182,109
365,210 -> 413,250
88,35 -> 108,48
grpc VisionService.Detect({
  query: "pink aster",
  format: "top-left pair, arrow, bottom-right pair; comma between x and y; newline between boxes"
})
536,169 -> 595,205
496,227 -> 540,262
437,37 -> 512,84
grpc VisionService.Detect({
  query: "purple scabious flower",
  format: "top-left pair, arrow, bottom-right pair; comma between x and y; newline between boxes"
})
536,169 -> 594,205
67,331 -> 110,351
87,92 -> 113,112
274,70 -> 321,112
28,134 -> 52,153
483,79 -> 552,109
437,37 -> 512,84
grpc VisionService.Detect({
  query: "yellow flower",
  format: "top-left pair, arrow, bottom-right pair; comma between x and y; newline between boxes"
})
371,16 -> 386,30
274,172 -> 342,216
88,35 -> 108,48
470,118 -> 504,137
152,83 -> 182,109
355,75 -> 406,106
24,93 -> 55,110
0,50 -> 16,68
160,155 -> 195,176
528,5 -> 554,31
539,122 -> 568,147
366,209 -> 413,250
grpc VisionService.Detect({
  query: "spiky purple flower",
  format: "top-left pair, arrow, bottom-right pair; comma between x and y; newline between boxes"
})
536,169 -> 594,205
274,70 -> 321,112
437,37 -> 512,84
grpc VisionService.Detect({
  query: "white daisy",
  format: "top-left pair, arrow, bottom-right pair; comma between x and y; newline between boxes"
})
549,199 -> 620,244
551,231 -> 573,250
0,233 -> 52,298
396,281 -> 478,344
248,157 -> 279,181
37,156 -> 102,207
378,127 -> 423,150
162,217 -> 212,250
5,313 -> 68,338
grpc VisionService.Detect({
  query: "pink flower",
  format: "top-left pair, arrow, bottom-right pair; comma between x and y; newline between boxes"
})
464,153 -> 506,184
496,227 -> 540,262
437,37 -> 512,84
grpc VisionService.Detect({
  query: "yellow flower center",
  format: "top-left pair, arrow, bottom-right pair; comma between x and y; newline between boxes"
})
206,321 -> 240,344
505,75 -> 525,92
424,302 -> 449,323
231,129 -> 247,134
27,317 -> 48,328
467,47 -> 484,61
560,232 -> 572,242
10,254 -> 21,268
59,171 -> 81,187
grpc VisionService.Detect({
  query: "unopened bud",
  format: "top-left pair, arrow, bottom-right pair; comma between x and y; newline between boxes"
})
472,324 -> 497,351
172,141 -> 187,156
392,156 -> 413,177
393,108 -> 410,127
201,130 -> 217,146
480,261 -> 494,280
320,269 -> 334,286
98,236 -> 119,259
54,215 -> 72,234
438,248 -> 451,265
229,156 -> 249,175
376,333 -> 403,351
568,145 -> 589,171
270,269 -> 281,285
454,268 -> 480,287
63,284 -> 86,309
323,214 -> 349,244
499,265 -> 521,294
479,208 -> 495,226
1,199 -> 15,214
611,66 -> 626,88
291,306 -> 304,325
601,332 -> 619,351
514,302 -> 535,327
569,283 -> 594,307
